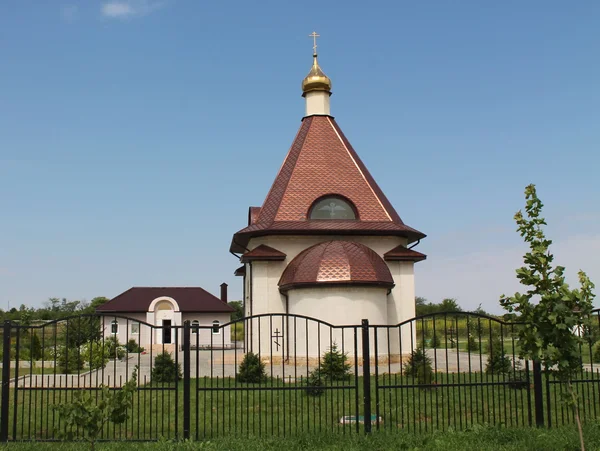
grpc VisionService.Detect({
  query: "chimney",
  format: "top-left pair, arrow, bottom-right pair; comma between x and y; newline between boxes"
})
220,283 -> 228,303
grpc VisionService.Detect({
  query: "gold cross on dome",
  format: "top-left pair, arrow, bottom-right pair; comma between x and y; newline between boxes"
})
309,31 -> 320,55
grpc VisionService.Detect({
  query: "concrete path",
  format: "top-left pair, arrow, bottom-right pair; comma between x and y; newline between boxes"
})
13,349 -> 600,388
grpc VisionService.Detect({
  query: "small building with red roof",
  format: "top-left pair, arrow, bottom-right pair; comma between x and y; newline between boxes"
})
230,42 -> 426,358
97,285 -> 235,349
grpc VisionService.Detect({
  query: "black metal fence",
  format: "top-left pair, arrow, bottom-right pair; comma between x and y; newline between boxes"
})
1,310 -> 600,441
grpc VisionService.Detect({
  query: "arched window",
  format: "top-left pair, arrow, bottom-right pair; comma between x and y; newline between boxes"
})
212,320 -> 220,335
309,196 -> 357,220
111,320 -> 118,335
191,320 -> 199,334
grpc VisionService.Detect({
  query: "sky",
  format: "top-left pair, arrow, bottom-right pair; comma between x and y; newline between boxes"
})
1,1 -> 599,314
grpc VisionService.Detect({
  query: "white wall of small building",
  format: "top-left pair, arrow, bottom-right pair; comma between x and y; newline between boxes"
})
99,312 -> 232,348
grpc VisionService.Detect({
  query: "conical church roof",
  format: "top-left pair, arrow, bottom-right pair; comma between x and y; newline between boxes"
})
230,115 -> 424,253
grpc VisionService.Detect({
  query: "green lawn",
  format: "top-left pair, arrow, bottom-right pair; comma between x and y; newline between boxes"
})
3,424 -> 600,450
5,372 -> 600,441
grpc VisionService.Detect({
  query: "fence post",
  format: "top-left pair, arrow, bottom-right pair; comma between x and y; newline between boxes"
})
533,360 -> 544,427
183,321 -> 191,440
1,321 -> 11,442
361,319 -> 371,434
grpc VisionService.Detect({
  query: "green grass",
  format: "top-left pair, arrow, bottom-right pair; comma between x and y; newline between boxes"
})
5,372 -> 600,441
3,424 -> 600,450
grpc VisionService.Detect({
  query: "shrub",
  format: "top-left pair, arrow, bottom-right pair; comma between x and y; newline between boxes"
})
236,352 -> 266,383
485,337 -> 512,375
29,332 -> 42,360
126,339 -> 144,354
105,336 -> 125,360
54,367 -> 137,450
151,352 -> 182,383
14,347 -> 31,361
57,346 -> 85,374
320,343 -> 351,382
592,341 -> 600,364
431,332 -> 441,349
467,335 -> 479,352
81,341 -> 110,370
305,369 -> 325,397
403,347 -> 434,386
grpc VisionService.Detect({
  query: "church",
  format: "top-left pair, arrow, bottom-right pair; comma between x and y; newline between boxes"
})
230,35 -> 426,358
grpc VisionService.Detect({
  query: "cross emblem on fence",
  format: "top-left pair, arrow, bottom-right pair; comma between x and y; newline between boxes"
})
272,328 -> 283,351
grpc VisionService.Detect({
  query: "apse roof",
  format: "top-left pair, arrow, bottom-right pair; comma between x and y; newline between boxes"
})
230,115 -> 425,253
278,240 -> 394,291
240,244 -> 287,263
96,287 -> 235,313
383,245 -> 427,262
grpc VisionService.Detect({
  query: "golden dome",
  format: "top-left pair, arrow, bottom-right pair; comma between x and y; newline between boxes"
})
302,55 -> 332,96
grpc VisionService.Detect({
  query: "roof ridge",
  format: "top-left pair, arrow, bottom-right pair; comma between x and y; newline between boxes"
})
328,118 -> 404,224
326,117 -> 393,222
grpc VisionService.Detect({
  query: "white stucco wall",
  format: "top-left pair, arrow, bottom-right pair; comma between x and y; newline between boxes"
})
185,313 -> 232,348
100,313 -> 148,346
247,286 -> 391,358
305,91 -> 331,116
99,312 -> 232,349
243,234 -> 419,358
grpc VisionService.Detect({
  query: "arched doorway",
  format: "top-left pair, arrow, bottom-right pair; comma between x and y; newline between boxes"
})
147,297 -> 181,345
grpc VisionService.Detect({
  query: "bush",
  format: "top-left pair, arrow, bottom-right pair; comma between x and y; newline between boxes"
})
485,337 -> 512,375
53,367 -> 138,450
14,346 -> 31,361
592,341 -> 600,363
236,352 -> 266,383
151,352 -> 182,383
81,341 -> 110,370
57,346 -> 85,374
105,336 -> 125,360
29,332 -> 42,360
467,335 -> 479,352
305,369 -> 325,397
320,343 -> 351,382
126,339 -> 144,353
403,347 -> 434,386
431,332 -> 441,349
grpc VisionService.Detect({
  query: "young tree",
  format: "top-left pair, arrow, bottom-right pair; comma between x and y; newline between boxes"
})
500,184 -> 595,451
54,367 -> 137,450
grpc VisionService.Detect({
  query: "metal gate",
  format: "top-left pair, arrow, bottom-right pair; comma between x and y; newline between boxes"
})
1,311 -> 600,441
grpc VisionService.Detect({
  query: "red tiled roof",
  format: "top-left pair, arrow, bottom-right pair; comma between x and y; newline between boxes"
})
248,207 -> 261,225
279,240 -> 394,291
96,287 -> 235,313
383,245 -> 427,262
241,244 -> 286,263
231,116 -> 425,253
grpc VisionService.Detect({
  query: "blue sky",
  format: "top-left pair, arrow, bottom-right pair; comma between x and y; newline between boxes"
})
1,1 -> 599,313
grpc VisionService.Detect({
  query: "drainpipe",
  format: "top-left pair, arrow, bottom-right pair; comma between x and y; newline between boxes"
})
408,239 -> 421,250
283,292 -> 290,362
230,237 -> 251,351
248,261 -> 253,352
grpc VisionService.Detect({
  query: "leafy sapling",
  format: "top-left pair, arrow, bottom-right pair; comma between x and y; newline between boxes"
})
500,184 -> 595,451
54,367 -> 138,450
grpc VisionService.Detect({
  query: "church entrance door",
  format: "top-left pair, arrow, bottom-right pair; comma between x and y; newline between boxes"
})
162,319 -> 172,344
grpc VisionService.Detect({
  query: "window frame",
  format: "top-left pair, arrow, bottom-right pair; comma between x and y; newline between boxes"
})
212,320 -> 221,335
308,195 -> 358,220
110,320 -> 118,335
131,321 -> 139,335
191,320 -> 200,334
